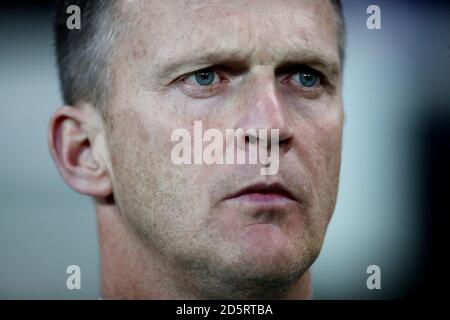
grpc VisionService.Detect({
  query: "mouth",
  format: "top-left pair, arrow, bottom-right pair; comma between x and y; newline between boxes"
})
223,182 -> 299,205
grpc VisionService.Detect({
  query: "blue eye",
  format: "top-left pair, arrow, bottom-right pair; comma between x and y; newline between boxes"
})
294,71 -> 319,88
193,69 -> 216,86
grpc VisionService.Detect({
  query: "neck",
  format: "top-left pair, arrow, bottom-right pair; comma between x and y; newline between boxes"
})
96,201 -> 312,299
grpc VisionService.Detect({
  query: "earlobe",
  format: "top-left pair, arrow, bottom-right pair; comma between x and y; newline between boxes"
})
48,105 -> 112,198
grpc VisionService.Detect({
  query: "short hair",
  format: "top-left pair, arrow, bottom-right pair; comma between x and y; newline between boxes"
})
54,0 -> 345,112
54,0 -> 122,112
330,0 -> 346,64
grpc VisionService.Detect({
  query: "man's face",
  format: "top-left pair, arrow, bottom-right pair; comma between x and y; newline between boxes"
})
104,0 -> 343,297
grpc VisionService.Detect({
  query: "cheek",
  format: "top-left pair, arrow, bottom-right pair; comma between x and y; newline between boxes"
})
109,106 -> 187,197
107,109 -> 160,211
106,105 -> 211,236
302,108 -> 343,211
316,113 -> 343,172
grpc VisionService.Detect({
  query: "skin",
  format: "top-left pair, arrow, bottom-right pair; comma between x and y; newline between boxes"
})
49,0 -> 344,299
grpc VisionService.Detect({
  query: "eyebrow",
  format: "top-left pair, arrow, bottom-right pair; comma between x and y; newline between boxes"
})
279,50 -> 341,80
154,48 -> 251,81
154,46 -> 341,83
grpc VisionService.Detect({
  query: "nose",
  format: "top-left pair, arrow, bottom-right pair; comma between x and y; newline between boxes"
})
235,72 -> 294,154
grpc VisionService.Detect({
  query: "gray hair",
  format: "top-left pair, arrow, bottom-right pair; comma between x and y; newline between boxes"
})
54,0 -> 122,113
331,0 -> 346,65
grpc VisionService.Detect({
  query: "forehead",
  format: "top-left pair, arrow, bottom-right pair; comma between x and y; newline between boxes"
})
120,0 -> 339,69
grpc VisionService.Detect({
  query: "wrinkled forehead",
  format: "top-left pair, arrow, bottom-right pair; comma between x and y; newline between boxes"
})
119,0 -> 340,71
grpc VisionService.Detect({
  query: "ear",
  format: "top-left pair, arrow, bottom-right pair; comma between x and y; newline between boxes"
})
48,105 -> 112,198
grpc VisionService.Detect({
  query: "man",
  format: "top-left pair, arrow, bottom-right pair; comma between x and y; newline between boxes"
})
49,0 -> 345,299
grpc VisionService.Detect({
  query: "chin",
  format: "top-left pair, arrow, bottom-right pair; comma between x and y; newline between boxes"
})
223,243 -> 305,282
210,257 -> 304,300
235,224 -> 296,261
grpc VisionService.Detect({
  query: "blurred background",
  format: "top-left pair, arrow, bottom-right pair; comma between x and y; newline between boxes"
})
0,0 -> 449,299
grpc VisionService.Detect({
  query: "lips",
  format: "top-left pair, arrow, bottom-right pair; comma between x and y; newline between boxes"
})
224,182 -> 299,204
